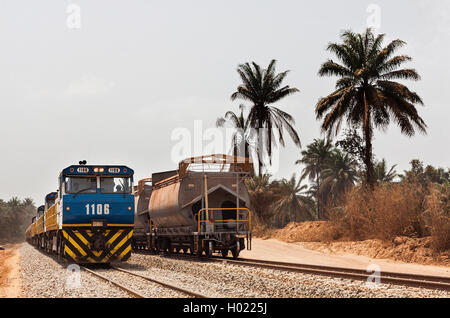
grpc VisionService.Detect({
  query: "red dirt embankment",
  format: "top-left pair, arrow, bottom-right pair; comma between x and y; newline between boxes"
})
255,221 -> 450,267
0,243 -> 22,298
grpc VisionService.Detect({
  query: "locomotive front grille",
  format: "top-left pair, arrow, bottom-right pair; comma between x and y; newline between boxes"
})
62,226 -> 133,263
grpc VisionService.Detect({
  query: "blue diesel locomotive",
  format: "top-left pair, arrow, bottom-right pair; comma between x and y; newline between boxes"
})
26,163 -> 135,263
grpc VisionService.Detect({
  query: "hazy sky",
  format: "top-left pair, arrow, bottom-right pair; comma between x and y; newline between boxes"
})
0,0 -> 449,204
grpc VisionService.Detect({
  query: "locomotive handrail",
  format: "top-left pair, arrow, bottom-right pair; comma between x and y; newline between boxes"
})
196,207 -> 252,233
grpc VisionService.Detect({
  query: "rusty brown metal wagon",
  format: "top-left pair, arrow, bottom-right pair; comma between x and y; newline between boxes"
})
134,154 -> 253,258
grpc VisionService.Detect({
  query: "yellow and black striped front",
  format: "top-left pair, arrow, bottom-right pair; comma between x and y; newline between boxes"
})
62,226 -> 133,263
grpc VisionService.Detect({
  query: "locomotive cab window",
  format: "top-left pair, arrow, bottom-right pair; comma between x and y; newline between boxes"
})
100,177 -> 131,194
64,177 -> 97,194
46,198 -> 55,208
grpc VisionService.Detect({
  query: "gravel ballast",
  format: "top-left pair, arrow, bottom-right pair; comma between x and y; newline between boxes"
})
20,243 -> 449,298
20,243 -> 131,298
119,252 -> 450,298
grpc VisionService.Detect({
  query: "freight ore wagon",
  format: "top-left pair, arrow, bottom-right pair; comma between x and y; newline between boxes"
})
133,154 -> 253,259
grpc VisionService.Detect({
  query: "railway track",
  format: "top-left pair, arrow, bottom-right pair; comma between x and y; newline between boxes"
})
211,257 -> 450,291
136,250 -> 450,291
80,264 -> 208,298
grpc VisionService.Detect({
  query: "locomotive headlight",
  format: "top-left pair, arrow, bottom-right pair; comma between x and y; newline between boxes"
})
66,206 -> 70,211
128,206 -> 132,211
99,168 -> 104,172
93,168 -> 99,172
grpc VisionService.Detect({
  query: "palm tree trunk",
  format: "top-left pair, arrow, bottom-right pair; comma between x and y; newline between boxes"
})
258,160 -> 263,176
363,91 -> 375,188
258,116 -> 264,176
316,175 -> 321,219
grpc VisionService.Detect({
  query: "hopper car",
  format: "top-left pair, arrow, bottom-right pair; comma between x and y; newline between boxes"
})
133,154 -> 253,259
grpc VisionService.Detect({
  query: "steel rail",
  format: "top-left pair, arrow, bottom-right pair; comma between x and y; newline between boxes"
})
212,257 -> 450,291
110,266 -> 208,298
133,250 -> 450,291
80,265 -> 146,298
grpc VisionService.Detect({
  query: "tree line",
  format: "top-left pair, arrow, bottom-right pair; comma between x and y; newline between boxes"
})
0,197 -> 36,241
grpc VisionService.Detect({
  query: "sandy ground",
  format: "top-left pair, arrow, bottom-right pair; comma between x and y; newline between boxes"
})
241,238 -> 450,278
0,243 -> 22,298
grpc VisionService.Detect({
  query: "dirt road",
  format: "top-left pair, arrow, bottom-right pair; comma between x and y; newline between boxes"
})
0,243 -> 22,298
241,238 -> 450,278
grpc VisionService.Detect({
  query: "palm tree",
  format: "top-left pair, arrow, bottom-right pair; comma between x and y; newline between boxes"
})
231,59 -> 301,175
295,138 -> 333,219
216,105 -> 253,160
271,174 -> 315,227
245,174 -> 279,224
374,159 -> 397,184
399,160 -> 450,185
316,28 -> 426,187
320,149 -> 358,204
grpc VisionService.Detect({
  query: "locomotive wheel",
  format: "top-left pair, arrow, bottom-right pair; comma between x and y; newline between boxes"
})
221,249 -> 229,258
47,236 -> 52,253
58,236 -> 65,260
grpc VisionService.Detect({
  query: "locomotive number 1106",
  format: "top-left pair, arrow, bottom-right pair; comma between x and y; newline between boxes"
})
85,204 -> 110,215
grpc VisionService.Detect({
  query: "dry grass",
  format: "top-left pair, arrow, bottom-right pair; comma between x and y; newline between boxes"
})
328,182 -> 449,253
425,184 -> 450,252
253,182 -> 449,265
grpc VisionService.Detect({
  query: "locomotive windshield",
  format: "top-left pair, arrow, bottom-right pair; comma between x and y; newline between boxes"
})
100,177 -> 131,194
64,177 -> 97,194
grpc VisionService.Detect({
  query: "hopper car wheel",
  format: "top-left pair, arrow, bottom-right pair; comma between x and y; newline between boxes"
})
206,248 -> 213,258
231,247 -> 240,259
221,249 -> 229,258
196,243 -> 203,257
182,248 -> 188,254
204,242 -> 213,258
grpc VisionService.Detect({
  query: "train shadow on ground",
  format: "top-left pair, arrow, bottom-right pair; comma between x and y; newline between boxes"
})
131,249 -> 224,264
